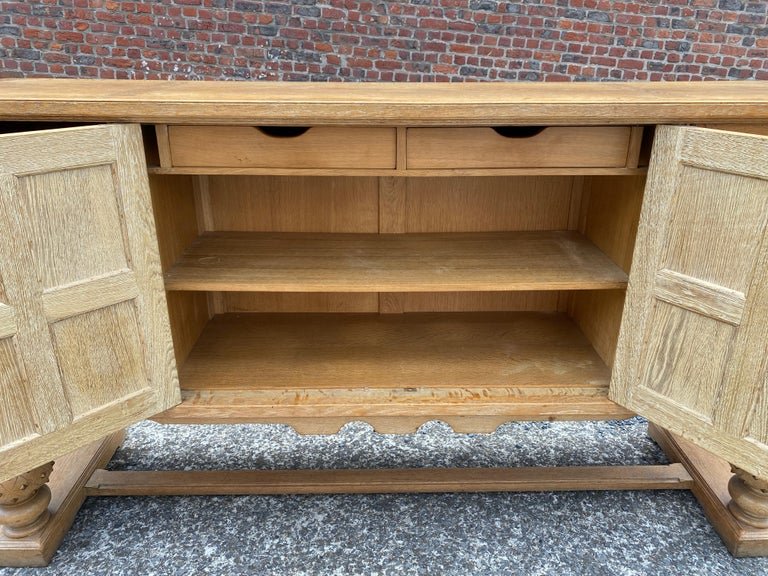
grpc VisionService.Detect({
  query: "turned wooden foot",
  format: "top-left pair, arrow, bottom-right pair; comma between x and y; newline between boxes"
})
728,466 -> 768,529
0,463 -> 54,539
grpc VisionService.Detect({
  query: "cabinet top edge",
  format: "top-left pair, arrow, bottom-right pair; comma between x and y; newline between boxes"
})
1,79 -> 768,125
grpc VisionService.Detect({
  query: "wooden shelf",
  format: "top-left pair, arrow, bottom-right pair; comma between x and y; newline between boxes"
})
164,231 -> 628,292
156,312 -> 632,429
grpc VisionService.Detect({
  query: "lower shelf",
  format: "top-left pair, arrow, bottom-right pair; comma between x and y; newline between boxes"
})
156,312 -> 633,432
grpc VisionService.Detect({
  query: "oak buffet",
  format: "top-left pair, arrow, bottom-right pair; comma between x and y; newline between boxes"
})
1,80 -> 768,565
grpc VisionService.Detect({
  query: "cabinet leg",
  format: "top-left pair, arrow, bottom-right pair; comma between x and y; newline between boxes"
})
648,423 -> 768,557
0,431 -> 124,567
0,463 -> 54,539
728,467 -> 768,529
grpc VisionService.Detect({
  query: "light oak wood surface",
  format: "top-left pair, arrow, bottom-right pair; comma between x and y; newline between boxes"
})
570,173 -> 646,367
155,312 -> 633,427
149,166 -> 649,177
3,80 -> 768,125
0,432 -> 123,567
0,125 -> 178,484
612,126 -> 768,480
650,424 -> 768,557
149,174 -> 211,366
164,231 -> 628,293
167,126 -> 397,169
2,84 -> 768,563
407,126 -> 635,169
85,464 -> 693,496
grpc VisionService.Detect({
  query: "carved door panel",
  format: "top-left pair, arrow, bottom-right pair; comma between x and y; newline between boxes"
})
612,125 -> 768,479
0,125 -> 178,482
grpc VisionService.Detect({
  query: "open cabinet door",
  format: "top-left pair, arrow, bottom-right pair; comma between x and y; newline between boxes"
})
611,125 -> 768,480
0,125 -> 179,483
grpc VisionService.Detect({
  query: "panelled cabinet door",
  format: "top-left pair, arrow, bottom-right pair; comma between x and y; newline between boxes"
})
0,125 -> 179,483
611,126 -> 768,480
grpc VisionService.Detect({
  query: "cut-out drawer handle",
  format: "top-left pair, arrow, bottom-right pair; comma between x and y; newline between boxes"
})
255,126 -> 311,138
491,126 -> 547,138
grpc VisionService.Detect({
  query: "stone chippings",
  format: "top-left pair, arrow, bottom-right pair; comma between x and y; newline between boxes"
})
1,418 -> 768,574
1,1 -> 767,81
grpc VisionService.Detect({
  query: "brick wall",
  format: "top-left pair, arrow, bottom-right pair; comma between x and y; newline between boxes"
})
1,1 -> 767,81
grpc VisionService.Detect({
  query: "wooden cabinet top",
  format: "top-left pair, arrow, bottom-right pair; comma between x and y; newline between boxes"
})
1,79 -> 768,125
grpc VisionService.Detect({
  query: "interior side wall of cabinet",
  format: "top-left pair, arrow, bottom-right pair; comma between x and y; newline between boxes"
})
569,174 -> 646,367
149,174 -> 210,366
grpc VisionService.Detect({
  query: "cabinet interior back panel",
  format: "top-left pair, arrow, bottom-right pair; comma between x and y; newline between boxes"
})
206,176 -> 380,232
202,175 -> 579,314
206,175 -> 379,313
397,176 -> 577,312
403,176 -> 576,232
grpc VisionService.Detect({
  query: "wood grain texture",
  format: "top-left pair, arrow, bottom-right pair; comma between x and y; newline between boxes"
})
149,166 -> 648,177
3,80 -> 768,125
155,312 -> 633,426
407,127 -> 633,169
388,291 -> 561,314
204,174 -> 379,313
378,175 -> 407,312
649,424 -> 768,558
154,124 -> 172,168
0,432 -> 123,567
179,312 -> 611,390
569,290 -> 628,370
168,126 -> 397,169
393,175 -> 579,314
680,127 -> 768,181
700,124 -> 768,136
85,464 -> 692,497
625,126 -> 644,168
205,175 -> 379,232
149,173 -> 210,366
222,292 -> 379,313
41,271 -> 138,323
0,339 -> 37,450
164,231 -> 628,293
653,269 -> 746,326
0,304 -> 16,340
403,176 -> 575,232
0,125 -> 178,483
570,173 -> 645,368
612,125 -> 768,480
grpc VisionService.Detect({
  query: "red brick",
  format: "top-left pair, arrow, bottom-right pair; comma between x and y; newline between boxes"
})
0,0 -> 764,81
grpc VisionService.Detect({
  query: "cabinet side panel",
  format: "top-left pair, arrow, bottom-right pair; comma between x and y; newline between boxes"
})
149,174 -> 210,365
570,174 -> 645,367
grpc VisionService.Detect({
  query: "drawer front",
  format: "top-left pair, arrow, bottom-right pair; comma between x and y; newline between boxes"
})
168,126 -> 397,169
407,126 -> 635,169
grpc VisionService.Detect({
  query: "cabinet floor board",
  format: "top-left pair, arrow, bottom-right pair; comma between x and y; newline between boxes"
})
157,312 -> 632,425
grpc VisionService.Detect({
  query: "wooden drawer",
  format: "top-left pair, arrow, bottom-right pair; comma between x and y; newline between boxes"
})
166,125 -> 397,169
406,126 -> 638,169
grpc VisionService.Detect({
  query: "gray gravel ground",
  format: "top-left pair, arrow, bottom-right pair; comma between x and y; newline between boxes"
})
2,417 -> 768,575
